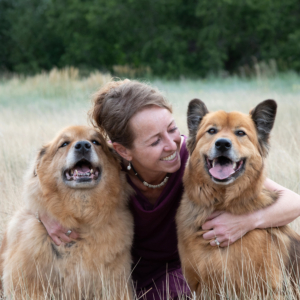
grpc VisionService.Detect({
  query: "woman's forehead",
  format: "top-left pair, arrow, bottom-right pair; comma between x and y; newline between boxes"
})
130,107 -> 175,141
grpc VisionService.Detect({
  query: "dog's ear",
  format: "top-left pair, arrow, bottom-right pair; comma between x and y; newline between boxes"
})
187,99 -> 209,154
104,142 -> 123,168
250,99 -> 277,157
34,145 -> 48,177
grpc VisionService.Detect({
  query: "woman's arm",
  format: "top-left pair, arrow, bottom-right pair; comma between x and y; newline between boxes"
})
39,213 -> 80,246
202,178 -> 300,247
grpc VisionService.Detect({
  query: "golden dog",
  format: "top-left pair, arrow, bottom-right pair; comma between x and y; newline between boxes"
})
176,99 -> 300,298
0,125 -> 133,299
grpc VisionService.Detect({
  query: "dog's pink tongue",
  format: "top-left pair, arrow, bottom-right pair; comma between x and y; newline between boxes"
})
209,163 -> 235,180
76,165 -> 90,173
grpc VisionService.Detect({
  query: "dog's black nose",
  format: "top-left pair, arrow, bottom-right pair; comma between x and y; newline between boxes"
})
74,141 -> 91,153
215,138 -> 232,152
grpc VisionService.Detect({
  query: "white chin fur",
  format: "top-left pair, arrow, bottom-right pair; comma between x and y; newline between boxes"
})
64,180 -> 98,189
212,177 -> 235,186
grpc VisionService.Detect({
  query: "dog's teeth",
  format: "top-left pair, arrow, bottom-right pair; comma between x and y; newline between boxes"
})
233,162 -> 237,169
91,169 -> 93,174
75,170 -> 78,175
212,159 -> 216,168
70,170 -> 74,176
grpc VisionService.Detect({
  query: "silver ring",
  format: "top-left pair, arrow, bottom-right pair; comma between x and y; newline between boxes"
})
215,237 -> 220,246
66,229 -> 72,237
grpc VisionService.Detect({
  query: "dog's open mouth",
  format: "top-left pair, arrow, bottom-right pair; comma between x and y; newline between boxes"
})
206,156 -> 245,182
64,159 -> 101,182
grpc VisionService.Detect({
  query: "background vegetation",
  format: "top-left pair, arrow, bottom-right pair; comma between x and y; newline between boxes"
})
1,69 -> 300,299
1,0 -> 300,77
1,1 -> 300,297
1,69 -> 300,231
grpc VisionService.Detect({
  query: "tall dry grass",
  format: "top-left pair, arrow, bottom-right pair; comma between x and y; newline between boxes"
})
1,68 -> 300,299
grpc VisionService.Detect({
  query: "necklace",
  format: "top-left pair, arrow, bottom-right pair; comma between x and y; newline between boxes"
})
130,163 -> 169,189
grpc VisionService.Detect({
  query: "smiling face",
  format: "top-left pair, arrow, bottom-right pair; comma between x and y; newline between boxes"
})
194,110 -> 263,185
125,106 -> 181,181
36,126 -> 119,191
187,99 -> 277,186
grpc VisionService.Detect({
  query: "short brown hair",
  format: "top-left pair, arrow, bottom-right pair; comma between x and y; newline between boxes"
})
90,79 -> 172,148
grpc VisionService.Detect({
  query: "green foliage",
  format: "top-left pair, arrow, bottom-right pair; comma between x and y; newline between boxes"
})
0,0 -> 300,77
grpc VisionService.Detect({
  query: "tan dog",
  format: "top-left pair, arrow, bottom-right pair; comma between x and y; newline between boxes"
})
0,125 -> 133,299
176,99 -> 300,299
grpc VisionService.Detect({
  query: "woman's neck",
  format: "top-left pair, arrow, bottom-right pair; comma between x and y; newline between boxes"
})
129,162 -> 168,186
127,172 -> 166,205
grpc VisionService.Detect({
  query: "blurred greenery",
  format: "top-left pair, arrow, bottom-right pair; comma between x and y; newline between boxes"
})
0,0 -> 300,77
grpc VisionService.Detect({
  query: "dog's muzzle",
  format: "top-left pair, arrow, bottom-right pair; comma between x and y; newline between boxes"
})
205,138 -> 245,183
63,140 -> 101,188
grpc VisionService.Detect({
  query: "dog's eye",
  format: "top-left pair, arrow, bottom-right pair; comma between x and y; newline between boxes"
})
236,130 -> 246,136
60,141 -> 70,148
92,140 -> 101,146
208,128 -> 217,134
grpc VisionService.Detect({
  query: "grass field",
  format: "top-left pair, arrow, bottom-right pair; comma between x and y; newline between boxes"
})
1,68 -> 300,298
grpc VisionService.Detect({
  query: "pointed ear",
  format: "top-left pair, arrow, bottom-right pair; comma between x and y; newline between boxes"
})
250,99 -> 277,157
34,145 -> 48,176
186,99 -> 209,153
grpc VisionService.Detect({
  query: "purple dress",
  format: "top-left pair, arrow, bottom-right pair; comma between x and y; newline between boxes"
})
127,136 -> 190,299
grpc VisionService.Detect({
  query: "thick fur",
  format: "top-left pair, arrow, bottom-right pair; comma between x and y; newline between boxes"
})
0,126 -> 134,299
177,99 -> 300,298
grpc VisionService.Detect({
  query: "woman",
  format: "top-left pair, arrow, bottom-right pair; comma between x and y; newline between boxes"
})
40,79 -> 300,299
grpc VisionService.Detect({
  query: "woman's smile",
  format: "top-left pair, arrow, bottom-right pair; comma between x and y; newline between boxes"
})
160,151 -> 177,161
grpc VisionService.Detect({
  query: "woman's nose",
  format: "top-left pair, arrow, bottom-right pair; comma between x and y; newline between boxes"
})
164,136 -> 177,152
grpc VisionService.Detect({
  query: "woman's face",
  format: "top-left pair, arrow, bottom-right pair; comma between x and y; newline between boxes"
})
128,106 -> 181,178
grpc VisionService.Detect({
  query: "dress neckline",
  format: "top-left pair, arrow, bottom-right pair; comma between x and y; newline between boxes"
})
126,135 -> 187,210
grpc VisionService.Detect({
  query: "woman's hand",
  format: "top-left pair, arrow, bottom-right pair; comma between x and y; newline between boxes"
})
202,211 -> 255,247
202,178 -> 300,247
39,213 -> 79,246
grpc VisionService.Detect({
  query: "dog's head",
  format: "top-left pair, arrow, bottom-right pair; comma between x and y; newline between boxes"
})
34,126 -> 119,191
186,99 -> 277,186
26,125 -> 126,224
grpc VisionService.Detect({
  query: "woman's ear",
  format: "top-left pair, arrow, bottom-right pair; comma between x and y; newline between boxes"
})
112,142 -> 133,161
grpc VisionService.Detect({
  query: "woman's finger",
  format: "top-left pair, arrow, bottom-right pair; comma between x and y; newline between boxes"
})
202,220 -> 214,230
209,236 -> 225,247
59,233 -> 72,244
69,230 -> 80,240
220,240 -> 230,247
52,236 -> 62,246
205,211 -> 224,221
203,230 -> 216,240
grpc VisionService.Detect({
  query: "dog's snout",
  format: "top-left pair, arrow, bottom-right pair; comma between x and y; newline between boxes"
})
215,138 -> 232,152
74,141 -> 91,152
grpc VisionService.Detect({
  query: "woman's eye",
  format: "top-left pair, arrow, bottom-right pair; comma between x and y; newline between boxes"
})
208,128 -> 217,134
236,130 -> 246,136
60,141 -> 70,148
151,139 -> 160,146
92,140 -> 101,145
169,126 -> 178,133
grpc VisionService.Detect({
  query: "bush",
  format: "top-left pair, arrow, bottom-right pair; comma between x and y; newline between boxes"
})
0,0 -> 299,77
